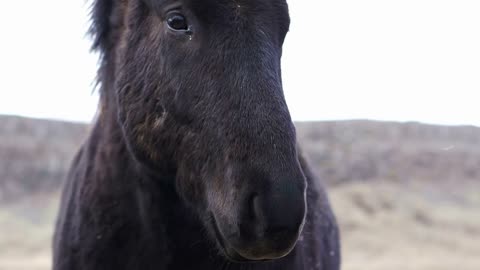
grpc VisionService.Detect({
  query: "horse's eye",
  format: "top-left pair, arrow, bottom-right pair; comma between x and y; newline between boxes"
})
167,13 -> 189,31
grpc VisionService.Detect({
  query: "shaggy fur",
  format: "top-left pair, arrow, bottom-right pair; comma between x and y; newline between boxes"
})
53,0 -> 341,269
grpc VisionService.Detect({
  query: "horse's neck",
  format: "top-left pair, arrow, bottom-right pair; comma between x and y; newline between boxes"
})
85,108 -> 176,215
82,113 -> 218,265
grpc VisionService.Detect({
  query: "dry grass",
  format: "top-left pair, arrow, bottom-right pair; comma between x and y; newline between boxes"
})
331,181 -> 480,270
0,193 -> 57,270
1,182 -> 479,270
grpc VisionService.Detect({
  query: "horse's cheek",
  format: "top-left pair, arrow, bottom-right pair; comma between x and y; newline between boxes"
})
175,167 -> 206,208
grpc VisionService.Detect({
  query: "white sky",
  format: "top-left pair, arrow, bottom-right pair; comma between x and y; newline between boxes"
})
1,1 -> 479,126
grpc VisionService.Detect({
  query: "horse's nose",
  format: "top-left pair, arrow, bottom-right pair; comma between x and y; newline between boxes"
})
251,189 -> 305,234
238,180 -> 306,260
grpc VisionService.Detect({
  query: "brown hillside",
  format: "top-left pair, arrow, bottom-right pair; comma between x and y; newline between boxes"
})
1,115 -> 479,202
0,116 -> 89,201
296,120 -> 480,185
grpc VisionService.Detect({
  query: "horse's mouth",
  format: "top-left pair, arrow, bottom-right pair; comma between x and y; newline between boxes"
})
210,214 -> 269,263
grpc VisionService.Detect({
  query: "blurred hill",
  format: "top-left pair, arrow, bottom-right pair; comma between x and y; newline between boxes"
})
0,115 -> 479,270
1,115 -> 479,201
296,121 -> 480,186
0,116 -> 88,201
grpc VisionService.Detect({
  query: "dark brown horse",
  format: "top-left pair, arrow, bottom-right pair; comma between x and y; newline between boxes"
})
53,0 -> 340,269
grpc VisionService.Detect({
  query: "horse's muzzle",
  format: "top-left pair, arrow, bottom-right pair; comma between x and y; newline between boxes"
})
212,176 -> 307,262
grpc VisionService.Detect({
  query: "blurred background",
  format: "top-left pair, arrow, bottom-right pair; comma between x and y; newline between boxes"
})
0,0 -> 479,270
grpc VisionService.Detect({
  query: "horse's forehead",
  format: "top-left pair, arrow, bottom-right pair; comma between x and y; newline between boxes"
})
186,0 -> 287,13
185,0 -> 289,28
188,0 -> 282,6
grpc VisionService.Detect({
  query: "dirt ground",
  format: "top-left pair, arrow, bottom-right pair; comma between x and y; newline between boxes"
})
1,182 -> 479,270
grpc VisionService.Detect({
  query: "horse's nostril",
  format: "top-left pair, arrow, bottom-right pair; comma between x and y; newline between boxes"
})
244,189 -> 305,241
265,225 -> 289,235
250,193 -> 261,221
233,188 -> 306,261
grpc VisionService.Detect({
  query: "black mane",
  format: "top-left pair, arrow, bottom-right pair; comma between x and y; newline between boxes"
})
90,0 -> 114,55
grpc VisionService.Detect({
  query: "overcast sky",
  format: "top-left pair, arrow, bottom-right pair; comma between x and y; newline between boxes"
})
1,0 -> 479,126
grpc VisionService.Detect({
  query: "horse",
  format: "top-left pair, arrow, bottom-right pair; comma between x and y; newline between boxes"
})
53,0 -> 340,269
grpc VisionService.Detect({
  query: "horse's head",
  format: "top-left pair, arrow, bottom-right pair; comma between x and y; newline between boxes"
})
101,0 -> 306,261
